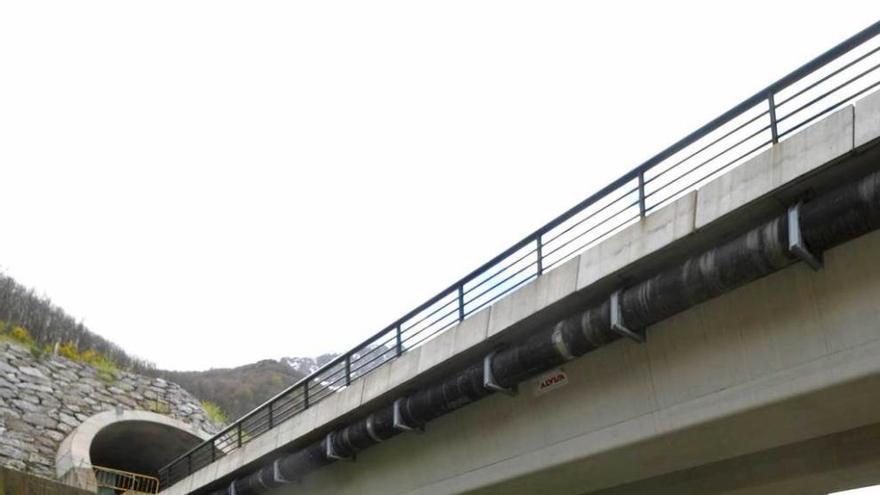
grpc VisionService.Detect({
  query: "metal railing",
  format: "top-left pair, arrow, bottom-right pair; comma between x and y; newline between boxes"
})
158,20 -> 880,489
94,465 -> 160,494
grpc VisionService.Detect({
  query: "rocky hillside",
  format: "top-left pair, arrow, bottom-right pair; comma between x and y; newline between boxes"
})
0,341 -> 221,479
0,270 -> 345,425
157,354 -> 337,421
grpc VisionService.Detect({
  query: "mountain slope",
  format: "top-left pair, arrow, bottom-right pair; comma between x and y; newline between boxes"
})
157,355 -> 338,421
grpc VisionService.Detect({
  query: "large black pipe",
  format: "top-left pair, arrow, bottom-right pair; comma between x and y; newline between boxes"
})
209,168 -> 880,495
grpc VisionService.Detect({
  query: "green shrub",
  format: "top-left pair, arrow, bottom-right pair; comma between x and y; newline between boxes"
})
53,341 -> 119,381
91,354 -> 119,382
201,401 -> 229,425
0,323 -> 43,360
29,345 -> 47,361
58,342 -> 80,360
0,323 -> 36,347
9,326 -> 34,346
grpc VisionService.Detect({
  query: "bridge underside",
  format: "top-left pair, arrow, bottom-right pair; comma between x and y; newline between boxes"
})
588,421 -> 880,495
282,225 -> 880,495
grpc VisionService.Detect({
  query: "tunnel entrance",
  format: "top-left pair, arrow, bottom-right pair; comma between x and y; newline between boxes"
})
56,410 -> 211,493
89,420 -> 202,478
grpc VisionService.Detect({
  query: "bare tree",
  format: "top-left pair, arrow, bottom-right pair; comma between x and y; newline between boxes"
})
0,271 -> 154,371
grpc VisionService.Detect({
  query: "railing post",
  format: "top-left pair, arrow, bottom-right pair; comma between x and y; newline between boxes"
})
237,423 -> 242,448
457,284 -> 465,321
768,91 -> 779,143
186,454 -> 192,475
211,439 -> 216,463
268,400 -> 274,429
536,234 -> 543,276
638,171 -> 647,218
395,324 -> 403,357
345,354 -> 351,386
303,380 -> 310,409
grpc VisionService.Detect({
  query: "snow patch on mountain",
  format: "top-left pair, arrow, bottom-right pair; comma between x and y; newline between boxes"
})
279,353 -> 338,374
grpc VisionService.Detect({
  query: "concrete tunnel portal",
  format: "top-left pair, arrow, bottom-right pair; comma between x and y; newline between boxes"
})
56,410 -> 212,492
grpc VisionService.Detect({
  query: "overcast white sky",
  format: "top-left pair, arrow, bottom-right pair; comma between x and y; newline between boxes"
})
837,488 -> 880,495
1,2 -> 879,375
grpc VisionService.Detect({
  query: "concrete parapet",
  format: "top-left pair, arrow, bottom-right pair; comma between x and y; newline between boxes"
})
576,191 -> 696,292
487,257 -> 579,338
857,87 -> 880,148
695,106 -> 854,229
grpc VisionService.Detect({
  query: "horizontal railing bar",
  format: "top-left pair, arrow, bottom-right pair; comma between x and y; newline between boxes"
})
776,44 -> 880,107
399,309 -> 459,346
645,109 -> 769,185
777,60 -> 880,124
350,353 -> 396,374
610,20 -> 880,185
400,296 -> 459,334
463,273 -> 538,319
541,212 -> 642,272
653,140 -> 773,207
462,260 -> 538,309
462,247 -> 537,298
350,349 -> 397,375
541,185 -> 639,246
780,78 -> 880,139
644,124 -> 770,199
350,350 -> 396,377
402,318 -> 463,350
541,199 -> 640,261
400,312 -> 464,347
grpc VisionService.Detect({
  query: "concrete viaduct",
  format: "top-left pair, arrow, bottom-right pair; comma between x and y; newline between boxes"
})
160,31 -> 880,495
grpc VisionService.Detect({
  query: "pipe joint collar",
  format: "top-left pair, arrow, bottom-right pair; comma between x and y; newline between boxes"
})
392,398 -> 424,433
609,290 -> 645,343
483,351 -> 517,396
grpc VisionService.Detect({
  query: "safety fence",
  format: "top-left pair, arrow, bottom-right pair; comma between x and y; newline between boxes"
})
94,465 -> 160,494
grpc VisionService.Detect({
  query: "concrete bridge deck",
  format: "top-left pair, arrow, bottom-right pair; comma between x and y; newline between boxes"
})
162,82 -> 880,495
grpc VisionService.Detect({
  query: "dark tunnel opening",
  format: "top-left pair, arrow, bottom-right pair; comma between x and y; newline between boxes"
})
90,420 -> 203,478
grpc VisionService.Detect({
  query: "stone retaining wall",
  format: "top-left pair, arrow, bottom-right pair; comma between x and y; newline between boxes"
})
0,341 -> 221,480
